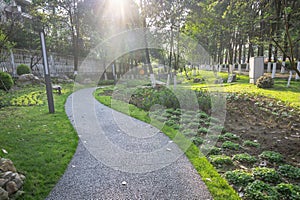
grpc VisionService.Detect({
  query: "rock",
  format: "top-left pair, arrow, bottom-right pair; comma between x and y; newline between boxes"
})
12,174 -> 23,189
6,181 -> 18,195
0,187 -> 8,200
17,74 -> 41,85
19,174 -> 26,181
193,78 -> 202,83
0,159 -> 16,173
2,172 -> 13,180
227,74 -> 237,83
0,179 -> 8,187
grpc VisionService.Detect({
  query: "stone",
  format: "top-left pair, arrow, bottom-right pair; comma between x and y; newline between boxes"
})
0,159 -> 16,172
19,174 -> 26,181
6,181 -> 18,195
3,172 -> 13,179
0,179 -> 8,187
17,74 -> 41,85
227,74 -> 236,83
13,174 -> 23,189
0,187 -> 8,200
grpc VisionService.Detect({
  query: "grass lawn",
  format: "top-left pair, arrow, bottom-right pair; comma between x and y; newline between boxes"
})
0,84 -> 78,200
94,90 -> 240,200
187,72 -> 300,108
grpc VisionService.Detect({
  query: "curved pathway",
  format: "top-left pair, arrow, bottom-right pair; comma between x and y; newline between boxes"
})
46,88 -> 212,200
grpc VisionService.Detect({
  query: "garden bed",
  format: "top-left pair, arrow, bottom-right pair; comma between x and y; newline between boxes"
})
96,84 -> 300,199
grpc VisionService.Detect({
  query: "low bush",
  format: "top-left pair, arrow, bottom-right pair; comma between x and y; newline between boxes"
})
245,180 -> 279,200
256,76 -> 274,88
221,141 -> 240,150
98,80 -> 115,85
259,151 -> 283,163
243,140 -> 260,148
278,165 -> 300,179
253,167 -> 281,184
223,132 -> 239,140
191,137 -> 204,146
275,183 -> 300,200
17,64 -> 31,75
209,155 -> 233,167
0,72 -> 14,91
224,170 -> 254,187
232,153 -> 257,163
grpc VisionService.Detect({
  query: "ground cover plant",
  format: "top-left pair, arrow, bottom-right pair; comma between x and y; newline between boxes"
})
0,84 -> 78,200
95,73 -> 300,199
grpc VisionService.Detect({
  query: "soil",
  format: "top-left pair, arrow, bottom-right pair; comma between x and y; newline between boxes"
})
223,95 -> 300,168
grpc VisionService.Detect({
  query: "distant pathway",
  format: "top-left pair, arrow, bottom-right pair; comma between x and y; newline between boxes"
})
46,88 -> 212,200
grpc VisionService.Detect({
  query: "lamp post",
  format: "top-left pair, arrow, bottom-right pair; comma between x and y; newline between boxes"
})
40,29 -> 55,113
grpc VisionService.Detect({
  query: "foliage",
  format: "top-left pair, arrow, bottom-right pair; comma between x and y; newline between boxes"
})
275,183 -> 300,200
0,72 -> 14,91
244,180 -> 279,200
221,141 -> 240,150
191,137 -> 204,146
253,167 -> 281,184
10,92 -> 43,106
278,165 -> 300,179
232,153 -> 257,163
16,64 -> 31,76
243,140 -> 260,148
94,88 -> 240,200
223,132 -> 239,140
224,170 -> 254,187
0,84 -> 78,200
256,76 -> 274,89
259,151 -> 283,163
209,155 -> 233,167
98,80 -> 115,86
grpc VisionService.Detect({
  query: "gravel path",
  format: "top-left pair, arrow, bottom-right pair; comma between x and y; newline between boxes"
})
46,88 -> 212,200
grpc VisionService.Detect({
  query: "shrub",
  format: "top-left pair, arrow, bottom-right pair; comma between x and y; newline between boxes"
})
17,64 -> 31,75
201,146 -> 221,156
253,167 -> 281,184
243,140 -> 260,148
0,72 -> 14,91
278,165 -> 300,179
259,151 -> 283,163
275,183 -> 300,200
209,155 -> 233,167
256,76 -> 274,88
182,129 -> 197,137
98,80 -> 115,85
224,170 -> 254,187
245,180 -> 279,200
191,137 -> 204,146
198,127 -> 209,134
223,132 -> 239,140
233,153 -> 257,163
221,141 -> 240,150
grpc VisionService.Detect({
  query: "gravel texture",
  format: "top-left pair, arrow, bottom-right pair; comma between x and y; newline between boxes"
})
46,88 -> 212,200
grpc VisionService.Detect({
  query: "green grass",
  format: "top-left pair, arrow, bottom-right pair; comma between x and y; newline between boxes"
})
184,72 -> 300,108
0,84 -> 78,200
94,89 -> 240,200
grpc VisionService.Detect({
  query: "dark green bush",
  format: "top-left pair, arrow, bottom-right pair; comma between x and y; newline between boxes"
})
98,80 -> 115,86
256,76 -> 274,88
259,151 -> 283,163
253,167 -> 281,184
0,72 -> 14,91
232,153 -> 257,163
224,170 -> 254,187
209,155 -> 233,167
221,141 -> 240,150
191,137 -> 204,146
278,165 -> 300,179
243,140 -> 260,148
17,64 -> 31,75
245,180 -> 279,200
275,183 -> 300,200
